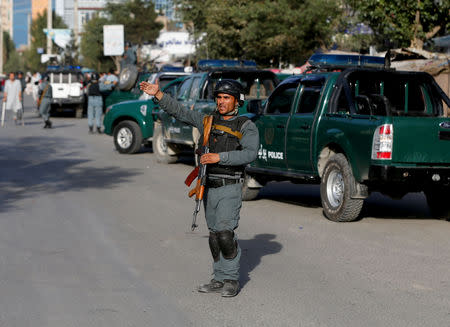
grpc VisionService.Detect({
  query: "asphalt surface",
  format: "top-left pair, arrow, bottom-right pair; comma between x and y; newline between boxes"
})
0,95 -> 449,327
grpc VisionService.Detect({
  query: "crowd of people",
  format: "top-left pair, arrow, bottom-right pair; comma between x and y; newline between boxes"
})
1,68 -> 120,131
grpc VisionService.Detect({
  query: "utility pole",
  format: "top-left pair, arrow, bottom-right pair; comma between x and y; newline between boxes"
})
27,13 -> 31,47
73,0 -> 78,45
47,0 -> 52,54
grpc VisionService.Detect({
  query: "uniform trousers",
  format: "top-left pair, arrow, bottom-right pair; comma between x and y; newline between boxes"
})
39,99 -> 51,121
88,96 -> 103,128
204,182 -> 242,281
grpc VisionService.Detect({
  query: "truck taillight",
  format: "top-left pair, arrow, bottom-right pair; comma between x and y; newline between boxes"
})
372,124 -> 393,160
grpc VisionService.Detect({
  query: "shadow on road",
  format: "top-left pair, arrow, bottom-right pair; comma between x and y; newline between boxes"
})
0,136 -> 140,213
255,182 -> 435,220
239,234 -> 283,288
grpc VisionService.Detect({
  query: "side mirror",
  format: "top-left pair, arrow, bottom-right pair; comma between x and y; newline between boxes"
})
247,99 -> 263,115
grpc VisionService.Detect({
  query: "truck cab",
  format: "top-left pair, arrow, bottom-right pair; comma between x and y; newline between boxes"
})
154,61 -> 279,163
244,53 -> 450,222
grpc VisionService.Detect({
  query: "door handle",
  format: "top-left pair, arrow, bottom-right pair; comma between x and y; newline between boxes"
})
276,124 -> 285,129
300,124 -> 311,130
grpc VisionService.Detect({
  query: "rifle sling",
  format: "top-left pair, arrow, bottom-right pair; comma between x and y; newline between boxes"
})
212,124 -> 243,139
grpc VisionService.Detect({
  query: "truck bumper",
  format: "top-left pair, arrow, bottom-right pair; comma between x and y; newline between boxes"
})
52,97 -> 84,106
369,165 -> 450,186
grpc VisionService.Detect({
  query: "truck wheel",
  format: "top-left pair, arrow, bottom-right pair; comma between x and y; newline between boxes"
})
113,120 -> 142,154
320,153 -> 363,222
242,173 -> 261,201
75,106 -> 83,118
153,123 -> 178,164
424,186 -> 450,220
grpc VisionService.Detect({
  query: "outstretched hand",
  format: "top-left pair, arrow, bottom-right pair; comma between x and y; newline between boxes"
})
139,81 -> 160,96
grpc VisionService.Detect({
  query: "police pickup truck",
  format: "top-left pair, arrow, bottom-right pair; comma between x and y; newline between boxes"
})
155,59 -> 279,163
243,53 -> 450,222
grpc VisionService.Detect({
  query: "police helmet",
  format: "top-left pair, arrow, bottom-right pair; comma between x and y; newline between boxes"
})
213,79 -> 245,106
91,72 -> 100,81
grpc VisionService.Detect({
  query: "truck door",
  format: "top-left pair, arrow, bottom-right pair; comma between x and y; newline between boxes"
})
254,82 -> 298,170
286,82 -> 324,172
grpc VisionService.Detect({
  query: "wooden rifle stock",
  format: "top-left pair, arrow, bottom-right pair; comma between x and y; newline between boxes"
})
188,115 -> 213,230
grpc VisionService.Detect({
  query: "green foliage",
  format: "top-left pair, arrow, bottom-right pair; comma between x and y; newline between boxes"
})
347,0 -> 450,49
23,11 -> 67,72
176,0 -> 340,66
103,0 -> 163,45
2,31 -> 24,73
80,0 -> 162,71
80,16 -> 114,72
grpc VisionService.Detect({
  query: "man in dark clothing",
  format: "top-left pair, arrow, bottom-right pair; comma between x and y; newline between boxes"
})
140,79 -> 259,297
86,72 -> 103,134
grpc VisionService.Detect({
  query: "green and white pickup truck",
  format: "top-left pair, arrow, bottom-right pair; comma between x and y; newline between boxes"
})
102,77 -> 186,154
155,61 -> 279,163
243,53 -> 450,222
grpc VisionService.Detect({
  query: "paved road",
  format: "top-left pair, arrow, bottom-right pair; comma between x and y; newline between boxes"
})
0,96 -> 449,327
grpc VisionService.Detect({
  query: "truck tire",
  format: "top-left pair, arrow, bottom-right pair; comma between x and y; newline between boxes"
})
153,122 -> 178,164
320,153 -> 363,222
424,187 -> 450,220
242,173 -> 261,201
75,106 -> 83,118
118,65 -> 138,91
113,120 -> 142,154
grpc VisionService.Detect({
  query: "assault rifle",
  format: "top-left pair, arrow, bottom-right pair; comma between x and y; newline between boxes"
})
184,115 -> 213,231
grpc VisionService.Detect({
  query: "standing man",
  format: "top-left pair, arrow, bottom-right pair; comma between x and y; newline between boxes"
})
38,74 -> 53,129
3,72 -> 22,125
140,79 -> 259,297
86,72 -> 103,134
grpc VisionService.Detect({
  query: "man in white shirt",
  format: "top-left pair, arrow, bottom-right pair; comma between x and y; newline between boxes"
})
3,72 -> 23,125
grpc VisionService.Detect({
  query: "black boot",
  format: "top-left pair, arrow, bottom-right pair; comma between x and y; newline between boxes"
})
89,126 -> 94,134
43,120 -> 50,129
97,127 -> 102,134
198,279 -> 224,293
221,280 -> 239,297
47,120 -> 52,129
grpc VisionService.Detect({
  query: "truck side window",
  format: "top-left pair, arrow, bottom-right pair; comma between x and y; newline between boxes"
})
336,88 -> 350,114
296,87 -> 321,114
177,78 -> 193,101
266,86 -> 297,115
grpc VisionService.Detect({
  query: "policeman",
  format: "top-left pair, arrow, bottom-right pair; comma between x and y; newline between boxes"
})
140,79 -> 259,297
86,72 -> 103,134
38,74 -> 53,129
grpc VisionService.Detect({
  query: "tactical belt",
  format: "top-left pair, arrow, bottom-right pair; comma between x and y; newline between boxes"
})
207,177 -> 243,188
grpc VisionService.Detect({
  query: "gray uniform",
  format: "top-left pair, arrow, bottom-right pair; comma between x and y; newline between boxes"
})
159,94 -> 259,281
39,81 -> 53,121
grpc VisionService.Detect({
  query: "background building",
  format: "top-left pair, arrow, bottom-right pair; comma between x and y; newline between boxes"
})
1,0 -> 13,37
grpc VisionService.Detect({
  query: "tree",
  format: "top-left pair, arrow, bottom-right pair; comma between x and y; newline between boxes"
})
2,31 -> 24,73
79,16 -> 115,72
23,11 -> 67,71
346,0 -> 450,50
104,0 -> 162,45
80,0 -> 163,71
175,0 -> 341,66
